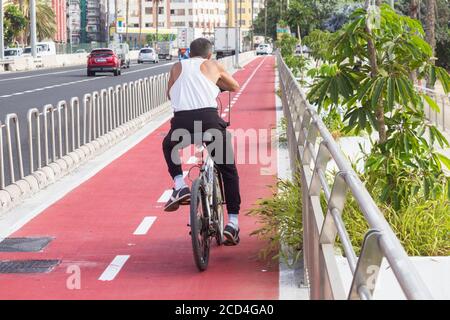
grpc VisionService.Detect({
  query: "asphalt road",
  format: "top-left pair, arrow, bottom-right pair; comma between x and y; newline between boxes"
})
0,60 -> 175,185
0,60 -> 175,120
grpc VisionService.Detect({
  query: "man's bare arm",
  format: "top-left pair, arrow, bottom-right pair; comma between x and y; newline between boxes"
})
215,61 -> 240,92
167,62 -> 181,99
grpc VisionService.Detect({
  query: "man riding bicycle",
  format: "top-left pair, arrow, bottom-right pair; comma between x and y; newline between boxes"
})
162,38 -> 242,246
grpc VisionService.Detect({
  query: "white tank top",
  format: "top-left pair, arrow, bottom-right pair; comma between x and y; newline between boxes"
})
169,58 -> 220,112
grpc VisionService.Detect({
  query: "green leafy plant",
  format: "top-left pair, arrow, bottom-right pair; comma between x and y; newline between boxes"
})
3,4 -> 26,46
306,4 -> 450,207
303,29 -> 334,63
277,33 -> 298,59
247,178 -> 303,267
277,117 -> 288,146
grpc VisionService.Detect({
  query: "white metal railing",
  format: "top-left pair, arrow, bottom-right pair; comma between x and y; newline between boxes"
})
0,73 -> 170,212
416,85 -> 450,134
277,52 -> 433,300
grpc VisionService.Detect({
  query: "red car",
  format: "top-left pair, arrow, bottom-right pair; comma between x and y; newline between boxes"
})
87,48 -> 121,77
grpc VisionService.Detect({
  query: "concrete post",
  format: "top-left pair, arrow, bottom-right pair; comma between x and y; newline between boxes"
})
30,0 -> 37,59
0,0 -> 4,60
234,0 -> 239,68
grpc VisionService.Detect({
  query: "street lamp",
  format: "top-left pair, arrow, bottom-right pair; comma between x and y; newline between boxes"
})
0,0 -> 4,60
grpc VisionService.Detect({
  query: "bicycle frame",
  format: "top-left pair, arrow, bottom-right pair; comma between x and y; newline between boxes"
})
197,145 -> 216,225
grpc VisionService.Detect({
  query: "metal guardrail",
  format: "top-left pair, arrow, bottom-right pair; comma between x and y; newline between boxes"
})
0,72 -> 170,212
277,53 -> 433,300
0,51 -> 257,214
416,85 -> 450,134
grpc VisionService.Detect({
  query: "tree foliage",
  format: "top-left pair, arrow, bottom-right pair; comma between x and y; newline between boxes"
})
306,4 -> 450,209
11,0 -> 57,42
3,4 -> 26,46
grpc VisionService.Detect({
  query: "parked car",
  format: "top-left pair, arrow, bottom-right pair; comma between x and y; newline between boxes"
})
22,46 -> 43,57
256,44 -> 273,55
3,48 -> 23,60
87,48 -> 121,76
137,47 -> 159,64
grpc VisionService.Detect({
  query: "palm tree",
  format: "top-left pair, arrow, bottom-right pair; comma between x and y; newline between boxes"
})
14,0 -> 56,43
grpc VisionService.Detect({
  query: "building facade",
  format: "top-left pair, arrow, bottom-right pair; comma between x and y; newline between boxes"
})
52,0 -> 68,42
253,0 -> 265,20
116,0 -> 228,45
67,0 -> 81,44
80,0 -> 107,43
226,0 -> 253,30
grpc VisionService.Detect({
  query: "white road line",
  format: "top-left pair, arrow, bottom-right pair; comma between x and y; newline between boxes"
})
0,62 -> 176,99
0,67 -> 86,82
186,156 -> 198,164
98,255 -> 130,281
157,189 -> 173,203
0,77 -> 107,98
133,216 -> 157,235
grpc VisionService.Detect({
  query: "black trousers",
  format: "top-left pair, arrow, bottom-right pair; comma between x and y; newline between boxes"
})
162,108 -> 241,214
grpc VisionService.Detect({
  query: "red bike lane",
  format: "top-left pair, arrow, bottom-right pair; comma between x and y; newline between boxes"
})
0,56 -> 279,300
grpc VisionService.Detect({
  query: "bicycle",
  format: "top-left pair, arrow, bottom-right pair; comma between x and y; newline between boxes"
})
188,91 -> 231,271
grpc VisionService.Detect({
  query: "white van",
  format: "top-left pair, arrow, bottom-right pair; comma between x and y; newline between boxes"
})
22,46 -> 43,57
108,42 -> 131,68
4,48 -> 23,60
37,42 -> 56,56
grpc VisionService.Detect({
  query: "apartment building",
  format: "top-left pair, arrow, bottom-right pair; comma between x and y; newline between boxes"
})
117,0 -> 228,45
67,0 -> 81,44
80,0 -> 107,42
226,0 -> 253,30
253,0 -> 265,20
52,0 -> 68,42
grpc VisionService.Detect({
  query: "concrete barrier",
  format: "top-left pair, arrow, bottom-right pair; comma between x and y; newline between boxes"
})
219,51 -> 256,71
1,50 -> 142,73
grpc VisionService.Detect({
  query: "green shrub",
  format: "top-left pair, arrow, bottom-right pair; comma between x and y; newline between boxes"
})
277,117 -> 288,146
249,177 -> 449,264
382,199 -> 450,256
247,178 -> 303,267
330,192 -> 450,257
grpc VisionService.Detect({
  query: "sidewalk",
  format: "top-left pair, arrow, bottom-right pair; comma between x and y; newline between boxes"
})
0,56 -> 282,299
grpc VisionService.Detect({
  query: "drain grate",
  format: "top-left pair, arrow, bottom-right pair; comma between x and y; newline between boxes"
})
0,260 -> 60,273
0,237 -> 54,252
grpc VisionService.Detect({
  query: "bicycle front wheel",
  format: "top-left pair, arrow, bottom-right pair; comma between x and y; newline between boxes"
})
190,178 -> 210,271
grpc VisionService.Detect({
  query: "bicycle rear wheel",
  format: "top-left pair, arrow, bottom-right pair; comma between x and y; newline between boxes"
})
190,178 -> 210,271
213,170 -> 225,246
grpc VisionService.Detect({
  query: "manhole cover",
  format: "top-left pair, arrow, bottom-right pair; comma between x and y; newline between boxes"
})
0,237 -> 53,252
0,260 -> 60,273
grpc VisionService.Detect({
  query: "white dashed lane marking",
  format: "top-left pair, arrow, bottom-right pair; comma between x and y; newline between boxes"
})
157,190 -> 173,203
98,255 -> 130,281
133,216 -> 157,235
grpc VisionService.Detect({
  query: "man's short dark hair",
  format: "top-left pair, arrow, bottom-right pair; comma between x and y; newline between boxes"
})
190,38 -> 212,58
